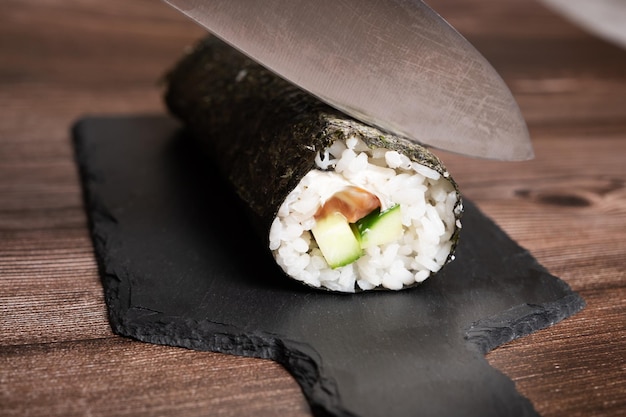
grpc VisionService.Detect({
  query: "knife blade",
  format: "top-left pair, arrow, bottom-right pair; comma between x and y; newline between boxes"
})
162,0 -> 533,160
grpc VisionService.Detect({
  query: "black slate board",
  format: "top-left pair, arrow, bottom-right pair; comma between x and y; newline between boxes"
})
73,115 -> 585,417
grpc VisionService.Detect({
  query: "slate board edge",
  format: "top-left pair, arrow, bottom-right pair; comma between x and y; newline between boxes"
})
455,192 -> 587,354
71,115 -> 586,417
465,294 -> 585,355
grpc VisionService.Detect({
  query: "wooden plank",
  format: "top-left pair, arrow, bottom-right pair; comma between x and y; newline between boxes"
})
0,338 -> 310,417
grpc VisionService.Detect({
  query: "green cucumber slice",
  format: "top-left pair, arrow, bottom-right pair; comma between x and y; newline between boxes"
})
311,212 -> 363,268
355,205 -> 403,249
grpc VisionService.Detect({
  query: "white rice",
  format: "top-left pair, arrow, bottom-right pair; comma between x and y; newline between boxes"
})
269,136 -> 460,292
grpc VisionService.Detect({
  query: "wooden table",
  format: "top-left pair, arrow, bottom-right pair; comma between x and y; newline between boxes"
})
1,0 -> 624,416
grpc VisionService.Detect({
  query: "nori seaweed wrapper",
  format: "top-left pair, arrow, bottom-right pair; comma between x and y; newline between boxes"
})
164,36 -> 462,291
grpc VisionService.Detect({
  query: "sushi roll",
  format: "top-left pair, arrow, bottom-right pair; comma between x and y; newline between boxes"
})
165,36 -> 463,293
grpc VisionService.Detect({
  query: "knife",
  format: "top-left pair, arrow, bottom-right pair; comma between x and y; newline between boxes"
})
162,0 -> 533,160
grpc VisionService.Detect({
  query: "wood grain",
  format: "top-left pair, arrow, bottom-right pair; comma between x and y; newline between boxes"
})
1,0 -> 624,416
1,338 -> 310,417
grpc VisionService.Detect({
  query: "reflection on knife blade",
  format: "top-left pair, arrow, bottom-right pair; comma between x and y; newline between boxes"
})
162,0 -> 533,160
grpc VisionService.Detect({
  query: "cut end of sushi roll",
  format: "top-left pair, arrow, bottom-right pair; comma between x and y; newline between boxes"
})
269,120 -> 462,293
